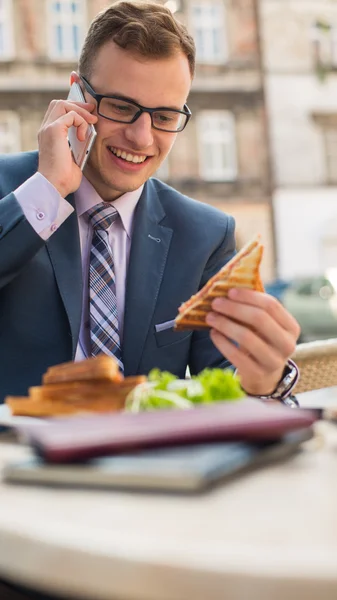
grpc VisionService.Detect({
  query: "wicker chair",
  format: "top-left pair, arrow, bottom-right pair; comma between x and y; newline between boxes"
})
292,338 -> 337,393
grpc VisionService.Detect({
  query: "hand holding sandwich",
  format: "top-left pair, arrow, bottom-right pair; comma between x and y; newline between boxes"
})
175,237 -> 300,397
206,288 -> 300,396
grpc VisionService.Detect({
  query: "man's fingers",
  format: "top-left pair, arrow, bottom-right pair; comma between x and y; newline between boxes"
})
209,329 -> 266,378
206,312 -> 290,371
68,100 -> 97,113
209,299 -> 297,358
210,329 -> 285,396
55,111 -> 92,140
213,290 -> 301,339
50,101 -> 97,123
207,289 -> 301,396
42,99 -> 97,128
40,109 -> 94,143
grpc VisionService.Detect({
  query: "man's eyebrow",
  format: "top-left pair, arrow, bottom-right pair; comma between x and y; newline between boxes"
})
102,92 -> 183,110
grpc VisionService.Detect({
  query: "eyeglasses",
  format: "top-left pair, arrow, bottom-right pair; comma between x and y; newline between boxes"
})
80,76 -> 192,133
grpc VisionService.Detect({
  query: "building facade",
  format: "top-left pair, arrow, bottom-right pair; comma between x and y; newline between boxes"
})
260,0 -> 337,279
0,0 -> 275,279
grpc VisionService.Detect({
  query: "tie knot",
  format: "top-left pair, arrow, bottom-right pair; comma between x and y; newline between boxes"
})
87,203 -> 118,231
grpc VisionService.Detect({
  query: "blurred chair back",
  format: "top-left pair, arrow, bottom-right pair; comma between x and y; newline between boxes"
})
292,338 -> 337,393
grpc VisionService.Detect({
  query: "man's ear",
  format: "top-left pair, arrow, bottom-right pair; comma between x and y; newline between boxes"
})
70,71 -> 80,85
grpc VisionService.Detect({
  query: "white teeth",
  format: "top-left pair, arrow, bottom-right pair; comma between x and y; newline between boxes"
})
109,147 -> 147,163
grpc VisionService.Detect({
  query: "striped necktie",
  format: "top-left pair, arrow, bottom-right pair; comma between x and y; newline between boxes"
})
87,203 -> 123,372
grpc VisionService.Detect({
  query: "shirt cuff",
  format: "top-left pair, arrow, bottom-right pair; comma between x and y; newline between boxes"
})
15,172 -> 74,240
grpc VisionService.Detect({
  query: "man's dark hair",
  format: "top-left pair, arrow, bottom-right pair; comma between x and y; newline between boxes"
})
79,1 -> 196,78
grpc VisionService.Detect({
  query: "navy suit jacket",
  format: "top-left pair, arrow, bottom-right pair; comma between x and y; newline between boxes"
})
0,151 -> 236,403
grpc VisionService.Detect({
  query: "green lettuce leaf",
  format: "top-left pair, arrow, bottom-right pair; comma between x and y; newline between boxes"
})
125,367 -> 245,412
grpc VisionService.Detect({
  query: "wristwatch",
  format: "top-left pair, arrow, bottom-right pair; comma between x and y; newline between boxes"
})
248,359 -> 300,407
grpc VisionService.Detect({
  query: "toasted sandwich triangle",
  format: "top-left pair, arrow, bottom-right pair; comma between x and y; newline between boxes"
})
175,237 -> 264,331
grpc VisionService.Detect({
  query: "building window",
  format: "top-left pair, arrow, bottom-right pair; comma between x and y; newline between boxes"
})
330,28 -> 337,67
0,112 -> 21,153
324,129 -> 337,184
312,112 -> 337,184
0,0 -> 14,60
311,20 -> 337,72
190,2 -> 227,64
197,111 -> 237,181
48,0 -> 86,60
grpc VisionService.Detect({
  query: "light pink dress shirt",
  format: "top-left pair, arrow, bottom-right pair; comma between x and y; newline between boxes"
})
15,172 -> 143,361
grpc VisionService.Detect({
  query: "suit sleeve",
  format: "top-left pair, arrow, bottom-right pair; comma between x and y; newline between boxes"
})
188,214 -> 236,375
0,173 -> 74,289
0,190 -> 45,289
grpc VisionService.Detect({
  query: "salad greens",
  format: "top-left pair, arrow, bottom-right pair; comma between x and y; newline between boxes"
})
125,368 -> 245,413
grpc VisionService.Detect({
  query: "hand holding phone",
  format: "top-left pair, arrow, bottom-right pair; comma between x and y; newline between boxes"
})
37,85 -> 98,197
67,82 -> 97,171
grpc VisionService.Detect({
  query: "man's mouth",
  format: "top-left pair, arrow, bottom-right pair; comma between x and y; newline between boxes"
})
108,146 -> 149,164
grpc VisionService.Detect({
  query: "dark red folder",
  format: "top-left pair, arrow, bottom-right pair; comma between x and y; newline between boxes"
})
14,399 -> 318,463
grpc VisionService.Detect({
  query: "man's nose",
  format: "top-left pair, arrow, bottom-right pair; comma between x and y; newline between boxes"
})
124,112 -> 154,149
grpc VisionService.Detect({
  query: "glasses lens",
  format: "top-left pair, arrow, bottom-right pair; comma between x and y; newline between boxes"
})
153,110 -> 187,132
100,97 -> 139,122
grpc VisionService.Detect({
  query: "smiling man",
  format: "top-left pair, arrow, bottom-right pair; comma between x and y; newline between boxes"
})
0,1 -> 300,404
77,43 -> 191,199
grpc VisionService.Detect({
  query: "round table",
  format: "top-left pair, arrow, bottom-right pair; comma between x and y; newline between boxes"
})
0,397 -> 336,600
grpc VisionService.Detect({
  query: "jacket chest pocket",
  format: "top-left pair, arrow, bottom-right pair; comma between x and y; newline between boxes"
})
154,321 -> 192,348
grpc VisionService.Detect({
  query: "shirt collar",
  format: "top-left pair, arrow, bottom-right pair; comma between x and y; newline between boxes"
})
74,176 -> 144,239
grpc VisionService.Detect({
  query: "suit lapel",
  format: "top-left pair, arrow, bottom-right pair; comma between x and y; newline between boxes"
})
45,193 -> 83,359
123,181 -> 173,375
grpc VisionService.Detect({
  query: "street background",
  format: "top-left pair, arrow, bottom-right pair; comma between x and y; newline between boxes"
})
2,0 -> 337,339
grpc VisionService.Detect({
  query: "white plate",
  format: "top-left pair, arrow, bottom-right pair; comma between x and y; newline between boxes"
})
0,404 -> 45,427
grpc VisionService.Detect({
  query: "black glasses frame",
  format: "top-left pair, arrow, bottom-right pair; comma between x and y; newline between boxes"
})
80,76 -> 192,133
